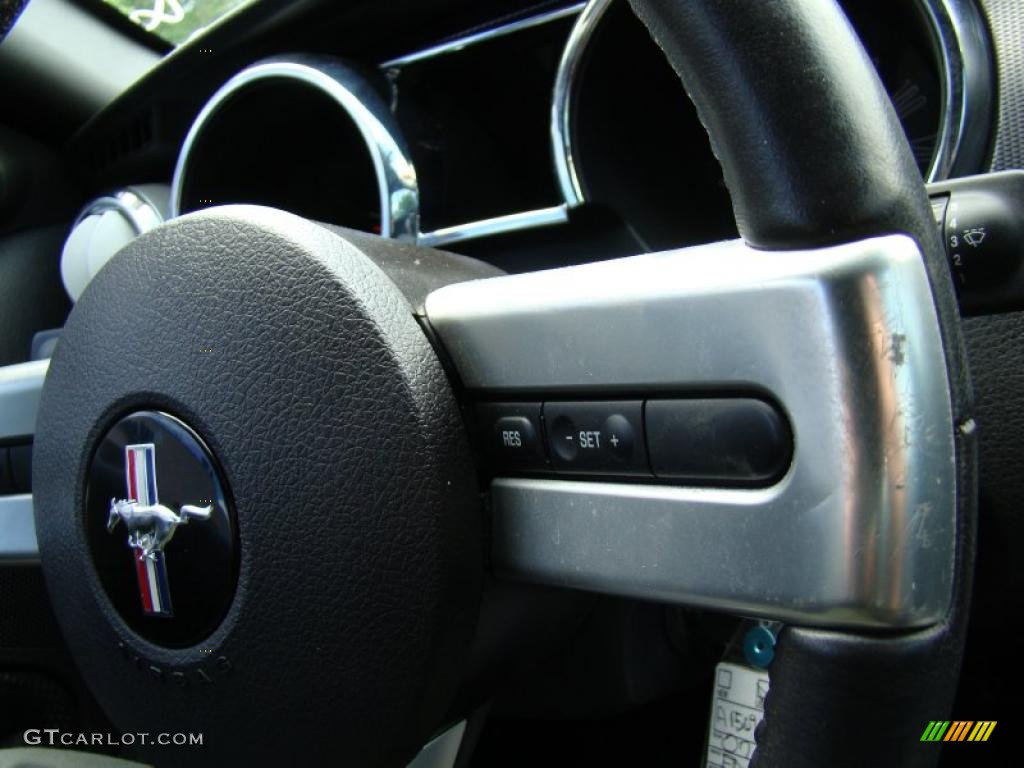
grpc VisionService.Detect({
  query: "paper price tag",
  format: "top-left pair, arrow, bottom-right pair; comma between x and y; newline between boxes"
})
706,662 -> 769,768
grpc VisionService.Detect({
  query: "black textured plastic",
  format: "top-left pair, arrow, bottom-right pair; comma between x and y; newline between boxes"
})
0,225 -> 71,366
625,2 -> 974,767
963,312 -> 1024,619
32,206 -> 481,767
0,567 -> 64,649
0,671 -> 77,744
981,0 -> 1024,172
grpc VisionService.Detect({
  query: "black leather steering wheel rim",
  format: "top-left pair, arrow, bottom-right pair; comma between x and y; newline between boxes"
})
626,1 -> 975,765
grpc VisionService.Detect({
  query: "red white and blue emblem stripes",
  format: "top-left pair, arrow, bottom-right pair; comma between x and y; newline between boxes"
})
125,443 -> 173,616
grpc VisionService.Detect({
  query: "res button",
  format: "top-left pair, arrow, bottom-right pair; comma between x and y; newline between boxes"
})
545,401 -> 648,476
477,403 -> 547,471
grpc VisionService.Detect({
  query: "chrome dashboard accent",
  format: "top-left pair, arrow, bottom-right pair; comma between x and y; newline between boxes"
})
377,5 -> 584,244
425,235 -> 957,628
551,0 -> 992,203
169,1 -> 989,247
170,56 -> 420,240
0,360 -> 49,441
0,360 -> 45,564
75,188 -> 164,235
62,187 -> 169,302
0,495 -> 38,564
920,0 -> 994,181
379,3 -> 586,69
551,0 -> 611,205
417,205 -> 569,247
407,721 -> 466,768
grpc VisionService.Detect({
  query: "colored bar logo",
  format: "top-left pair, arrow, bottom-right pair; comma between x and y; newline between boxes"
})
125,443 -> 173,616
921,721 -> 996,742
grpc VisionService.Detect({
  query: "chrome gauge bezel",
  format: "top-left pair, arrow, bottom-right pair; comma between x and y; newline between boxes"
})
169,55 -> 420,241
169,1 -> 991,246
551,0 -> 994,207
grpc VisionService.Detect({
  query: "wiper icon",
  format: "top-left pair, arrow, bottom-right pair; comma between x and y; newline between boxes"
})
963,227 -> 987,248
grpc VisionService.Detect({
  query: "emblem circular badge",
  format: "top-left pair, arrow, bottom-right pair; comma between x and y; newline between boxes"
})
86,411 -> 237,647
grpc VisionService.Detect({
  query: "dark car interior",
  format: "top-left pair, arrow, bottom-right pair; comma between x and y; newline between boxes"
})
0,0 -> 1022,765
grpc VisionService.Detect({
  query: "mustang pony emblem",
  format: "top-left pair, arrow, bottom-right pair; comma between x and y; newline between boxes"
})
106,443 -> 212,616
107,499 -> 212,561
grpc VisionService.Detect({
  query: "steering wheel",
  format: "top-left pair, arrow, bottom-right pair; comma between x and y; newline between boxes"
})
30,0 -> 975,766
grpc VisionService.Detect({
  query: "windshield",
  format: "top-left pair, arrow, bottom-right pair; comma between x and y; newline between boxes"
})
102,0 -> 251,46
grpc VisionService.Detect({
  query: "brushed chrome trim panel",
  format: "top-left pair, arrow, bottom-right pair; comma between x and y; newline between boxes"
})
425,235 -> 956,628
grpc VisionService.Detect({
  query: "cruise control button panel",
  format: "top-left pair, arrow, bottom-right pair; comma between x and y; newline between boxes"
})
544,401 -> 647,475
474,397 -> 792,486
476,402 -> 546,471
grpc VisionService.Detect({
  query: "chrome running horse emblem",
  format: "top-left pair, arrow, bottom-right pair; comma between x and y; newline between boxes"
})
106,443 -> 212,616
107,498 -> 212,561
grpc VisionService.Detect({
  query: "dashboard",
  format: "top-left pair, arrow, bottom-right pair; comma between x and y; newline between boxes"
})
64,0 -> 994,273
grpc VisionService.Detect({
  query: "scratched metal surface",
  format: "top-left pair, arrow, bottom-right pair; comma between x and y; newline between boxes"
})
427,235 -> 956,627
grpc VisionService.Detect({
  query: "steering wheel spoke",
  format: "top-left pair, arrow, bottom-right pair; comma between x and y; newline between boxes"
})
426,234 -> 956,628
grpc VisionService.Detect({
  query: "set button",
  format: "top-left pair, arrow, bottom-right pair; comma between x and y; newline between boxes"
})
544,401 -> 646,475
